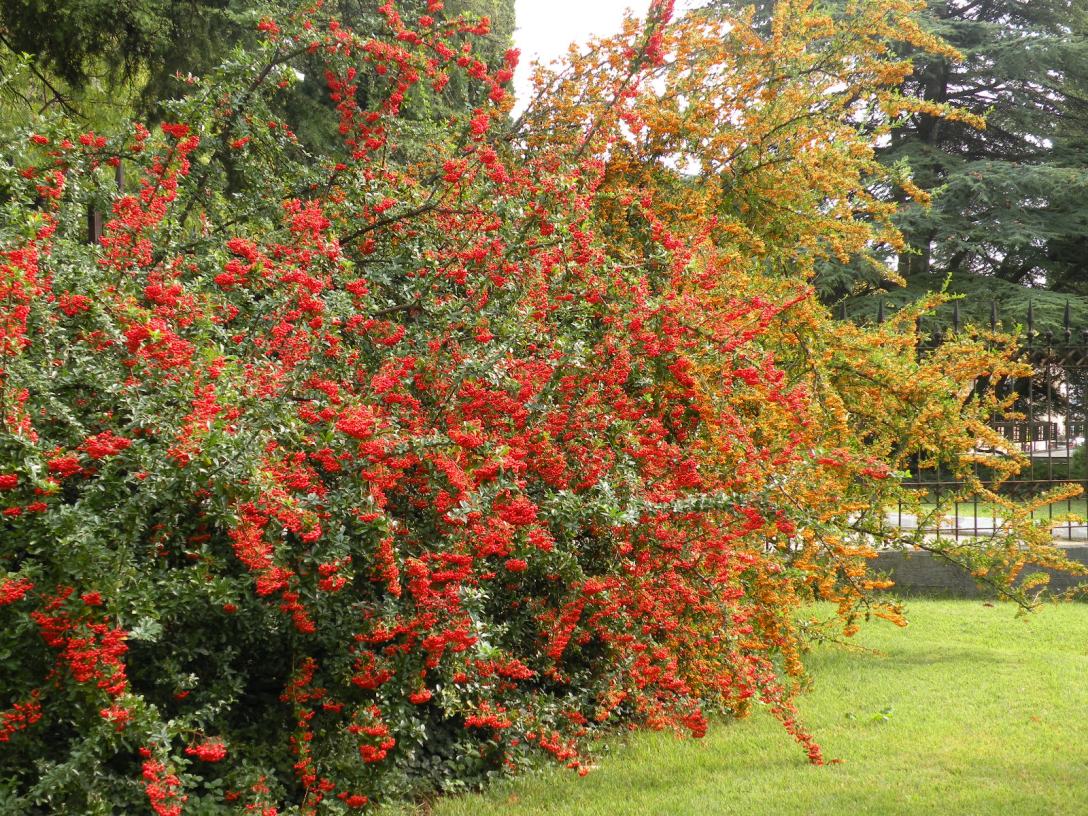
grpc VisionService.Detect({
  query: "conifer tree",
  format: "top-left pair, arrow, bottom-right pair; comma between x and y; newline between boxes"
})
0,0 -> 514,141
808,0 -> 1088,328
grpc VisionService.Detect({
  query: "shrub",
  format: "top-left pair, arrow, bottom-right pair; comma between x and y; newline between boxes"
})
0,1 -> 1081,812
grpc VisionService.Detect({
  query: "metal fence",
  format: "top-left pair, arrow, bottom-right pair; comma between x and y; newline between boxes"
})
860,299 -> 1088,540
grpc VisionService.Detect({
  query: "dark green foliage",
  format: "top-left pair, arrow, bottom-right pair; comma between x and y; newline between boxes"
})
813,0 -> 1088,319
842,274 -> 1088,336
0,0 -> 255,115
0,0 -> 515,143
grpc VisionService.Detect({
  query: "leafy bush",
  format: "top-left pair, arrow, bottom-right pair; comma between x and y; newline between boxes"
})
0,1 -> 1080,813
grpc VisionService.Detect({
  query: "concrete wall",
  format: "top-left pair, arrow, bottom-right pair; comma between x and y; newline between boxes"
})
872,546 -> 1088,597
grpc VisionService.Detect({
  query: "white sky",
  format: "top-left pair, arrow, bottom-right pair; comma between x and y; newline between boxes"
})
512,0 -> 648,109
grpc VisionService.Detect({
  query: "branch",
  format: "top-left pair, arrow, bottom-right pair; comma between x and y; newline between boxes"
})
340,200 -> 446,245
0,32 -> 84,119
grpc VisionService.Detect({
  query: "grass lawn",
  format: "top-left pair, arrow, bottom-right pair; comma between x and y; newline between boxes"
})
382,600 -> 1088,816
909,497 -> 1088,522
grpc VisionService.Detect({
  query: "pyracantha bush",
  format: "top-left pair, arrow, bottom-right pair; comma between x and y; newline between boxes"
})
0,0 -> 1082,812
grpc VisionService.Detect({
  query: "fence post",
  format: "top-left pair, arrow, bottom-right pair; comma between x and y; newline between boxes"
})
86,207 -> 103,244
86,159 -> 123,244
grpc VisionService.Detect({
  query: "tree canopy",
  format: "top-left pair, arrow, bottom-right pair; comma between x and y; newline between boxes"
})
0,0 -> 514,148
809,0 -> 1088,329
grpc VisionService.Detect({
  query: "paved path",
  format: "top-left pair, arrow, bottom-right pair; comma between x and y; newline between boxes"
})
886,512 -> 1088,541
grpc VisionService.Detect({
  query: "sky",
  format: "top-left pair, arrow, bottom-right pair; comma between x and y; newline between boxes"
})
511,0 -> 647,109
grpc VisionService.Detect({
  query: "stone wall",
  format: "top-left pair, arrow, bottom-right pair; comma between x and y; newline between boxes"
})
872,546 -> 1088,597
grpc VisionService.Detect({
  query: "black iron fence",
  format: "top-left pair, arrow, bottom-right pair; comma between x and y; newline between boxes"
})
857,298 -> 1088,540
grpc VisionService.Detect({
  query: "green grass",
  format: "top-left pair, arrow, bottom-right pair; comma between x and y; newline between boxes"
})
383,600 -> 1088,816
911,497 -> 1088,521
